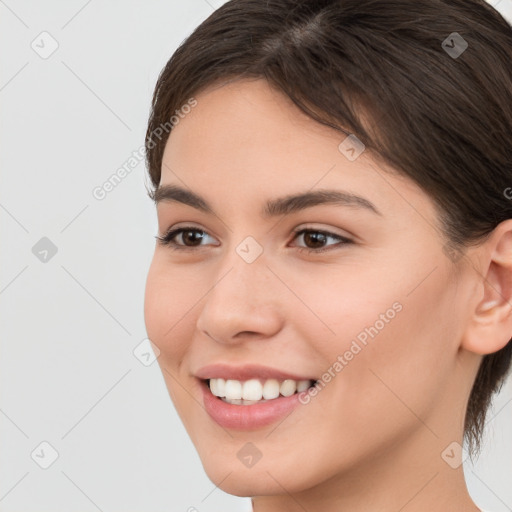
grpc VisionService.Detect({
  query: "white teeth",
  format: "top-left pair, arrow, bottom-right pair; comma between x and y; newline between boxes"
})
296,380 -> 310,392
224,379 -> 242,400
208,377 -> 315,402
242,379 -> 263,401
262,379 -> 280,399
280,379 -> 297,397
212,378 -> 225,397
222,398 -> 261,405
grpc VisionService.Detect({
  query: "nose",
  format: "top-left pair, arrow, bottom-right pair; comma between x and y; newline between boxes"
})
195,253 -> 284,345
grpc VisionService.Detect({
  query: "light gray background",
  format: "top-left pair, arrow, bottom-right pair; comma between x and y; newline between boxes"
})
1,1 -> 511,511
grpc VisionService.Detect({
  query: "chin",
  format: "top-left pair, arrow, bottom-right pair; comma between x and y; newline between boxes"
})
202,464 -> 293,497
197,449 -> 319,497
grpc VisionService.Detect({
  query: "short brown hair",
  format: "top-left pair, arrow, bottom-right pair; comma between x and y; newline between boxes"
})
145,0 -> 512,459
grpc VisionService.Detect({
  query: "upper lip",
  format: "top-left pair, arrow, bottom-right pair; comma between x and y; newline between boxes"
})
195,363 -> 318,382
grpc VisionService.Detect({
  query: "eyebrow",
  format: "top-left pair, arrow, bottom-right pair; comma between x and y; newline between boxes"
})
151,184 -> 382,217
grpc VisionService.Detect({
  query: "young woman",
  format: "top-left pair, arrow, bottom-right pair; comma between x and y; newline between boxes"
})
143,1 -> 512,510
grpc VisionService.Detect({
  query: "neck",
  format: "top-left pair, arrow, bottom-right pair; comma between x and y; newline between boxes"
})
251,427 -> 480,512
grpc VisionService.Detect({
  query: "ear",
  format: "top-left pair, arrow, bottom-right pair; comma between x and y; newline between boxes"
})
461,219 -> 512,355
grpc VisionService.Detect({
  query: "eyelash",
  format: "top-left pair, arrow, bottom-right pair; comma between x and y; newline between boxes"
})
155,226 -> 353,254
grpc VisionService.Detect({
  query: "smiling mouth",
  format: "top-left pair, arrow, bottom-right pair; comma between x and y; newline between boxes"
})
204,377 -> 319,405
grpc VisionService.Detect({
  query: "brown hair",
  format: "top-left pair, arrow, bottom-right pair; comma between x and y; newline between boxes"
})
145,0 -> 512,459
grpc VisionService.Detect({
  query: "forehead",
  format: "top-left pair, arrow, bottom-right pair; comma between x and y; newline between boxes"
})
164,78 -> 348,166
159,78 -> 438,230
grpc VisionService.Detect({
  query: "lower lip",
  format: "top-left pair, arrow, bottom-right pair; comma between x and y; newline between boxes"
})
199,379 -> 308,430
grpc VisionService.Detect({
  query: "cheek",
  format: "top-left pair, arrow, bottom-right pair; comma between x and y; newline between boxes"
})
297,256 -> 458,424
144,257 -> 199,363
144,258 -> 202,423
287,260 -> 405,356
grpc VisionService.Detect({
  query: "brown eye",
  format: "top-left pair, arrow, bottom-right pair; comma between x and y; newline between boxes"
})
156,227 -> 217,249
177,229 -> 205,246
291,229 -> 353,254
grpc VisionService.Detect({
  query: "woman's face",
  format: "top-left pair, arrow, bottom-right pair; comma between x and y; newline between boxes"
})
144,78 -> 479,496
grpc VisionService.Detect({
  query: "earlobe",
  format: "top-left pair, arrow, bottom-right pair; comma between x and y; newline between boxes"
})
461,219 -> 512,356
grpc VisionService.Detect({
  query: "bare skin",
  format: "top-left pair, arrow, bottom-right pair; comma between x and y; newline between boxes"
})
144,78 -> 512,512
